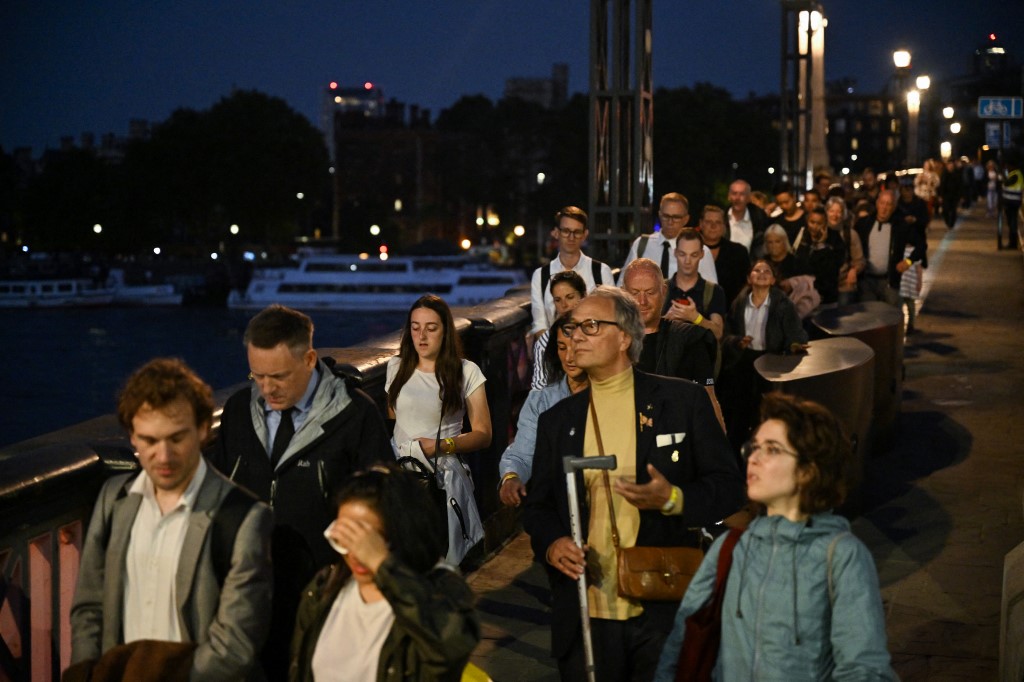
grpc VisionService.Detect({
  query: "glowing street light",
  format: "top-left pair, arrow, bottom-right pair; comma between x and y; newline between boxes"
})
369,224 -> 381,236
950,122 -> 961,134
892,50 -> 911,70
460,238 -> 472,250
230,224 -> 240,235
915,75 -> 930,90
93,224 -> 102,234
513,225 -> 526,237
942,106 -> 955,119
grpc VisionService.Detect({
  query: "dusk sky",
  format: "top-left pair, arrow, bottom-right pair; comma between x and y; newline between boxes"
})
3,0 -> 1023,154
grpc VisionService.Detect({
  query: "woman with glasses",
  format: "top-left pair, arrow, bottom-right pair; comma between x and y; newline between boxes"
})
654,393 -> 896,681
289,465 -> 480,681
499,311 -> 589,507
532,270 -> 587,389
386,294 -> 492,563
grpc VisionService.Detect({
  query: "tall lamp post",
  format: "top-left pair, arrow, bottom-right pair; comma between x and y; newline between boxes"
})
893,49 -> 912,167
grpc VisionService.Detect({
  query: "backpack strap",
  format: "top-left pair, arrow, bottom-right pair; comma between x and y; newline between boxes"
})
540,265 -> 551,298
702,280 -> 716,313
210,486 -> 260,587
591,259 -> 608,286
636,234 -> 651,260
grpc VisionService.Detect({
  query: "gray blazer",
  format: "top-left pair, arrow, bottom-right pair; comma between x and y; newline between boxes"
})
70,462 -> 274,681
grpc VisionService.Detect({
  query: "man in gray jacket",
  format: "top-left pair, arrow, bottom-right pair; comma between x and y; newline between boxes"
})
70,358 -> 273,681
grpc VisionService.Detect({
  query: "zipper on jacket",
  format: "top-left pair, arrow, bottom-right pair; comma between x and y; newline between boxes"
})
317,460 -> 328,503
752,521 -> 780,673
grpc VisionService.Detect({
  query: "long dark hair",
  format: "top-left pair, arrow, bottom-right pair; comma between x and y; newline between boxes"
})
387,294 -> 465,418
335,465 -> 445,572
543,312 -> 573,384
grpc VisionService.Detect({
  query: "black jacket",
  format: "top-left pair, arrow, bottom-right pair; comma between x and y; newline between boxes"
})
206,360 -> 391,574
522,370 -> 744,658
854,212 -> 926,289
709,239 -> 752,309
794,230 -> 847,305
640,319 -> 717,387
724,286 -> 808,355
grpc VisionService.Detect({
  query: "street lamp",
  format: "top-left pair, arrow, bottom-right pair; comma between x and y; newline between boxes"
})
915,75 -> 930,91
950,122 -> 961,134
907,89 -> 921,166
893,50 -> 911,70
942,106 -> 955,119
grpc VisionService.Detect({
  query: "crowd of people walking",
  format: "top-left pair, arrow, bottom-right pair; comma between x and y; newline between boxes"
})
64,155 -> 1021,681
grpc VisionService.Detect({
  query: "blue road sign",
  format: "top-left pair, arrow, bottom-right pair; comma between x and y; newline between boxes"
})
986,122 -> 1002,148
978,97 -> 1023,119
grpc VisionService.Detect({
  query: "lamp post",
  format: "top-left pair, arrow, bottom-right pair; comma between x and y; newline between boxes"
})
906,90 -> 921,166
892,49 -> 912,167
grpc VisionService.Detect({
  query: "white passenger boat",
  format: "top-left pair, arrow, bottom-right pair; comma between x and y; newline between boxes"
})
228,253 -> 526,311
0,279 -> 115,308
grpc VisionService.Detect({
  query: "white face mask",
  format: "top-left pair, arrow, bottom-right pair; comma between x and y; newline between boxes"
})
323,520 -> 348,555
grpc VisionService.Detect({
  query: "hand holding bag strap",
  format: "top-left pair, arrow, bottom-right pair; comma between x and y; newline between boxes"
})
589,394 -> 621,549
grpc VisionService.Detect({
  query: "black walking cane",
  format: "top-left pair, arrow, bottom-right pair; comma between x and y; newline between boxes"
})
563,454 -> 617,682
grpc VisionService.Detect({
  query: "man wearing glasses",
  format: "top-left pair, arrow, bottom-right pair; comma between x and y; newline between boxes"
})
523,286 -> 743,681
618,192 -> 718,284
206,304 -> 390,678
530,206 -> 614,340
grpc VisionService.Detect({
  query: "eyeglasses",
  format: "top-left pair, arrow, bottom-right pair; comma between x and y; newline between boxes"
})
740,439 -> 799,462
560,318 -> 620,336
659,213 -> 687,222
558,227 -> 587,239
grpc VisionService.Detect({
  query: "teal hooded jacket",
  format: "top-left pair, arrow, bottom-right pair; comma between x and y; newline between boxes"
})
655,512 -> 897,681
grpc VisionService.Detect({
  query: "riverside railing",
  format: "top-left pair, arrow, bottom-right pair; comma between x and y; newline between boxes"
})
0,288 -> 533,681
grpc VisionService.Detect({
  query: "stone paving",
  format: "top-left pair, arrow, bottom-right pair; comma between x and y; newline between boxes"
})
465,204 -> 1024,681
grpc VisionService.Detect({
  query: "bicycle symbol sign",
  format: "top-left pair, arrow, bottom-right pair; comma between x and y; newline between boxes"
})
978,97 -> 1023,119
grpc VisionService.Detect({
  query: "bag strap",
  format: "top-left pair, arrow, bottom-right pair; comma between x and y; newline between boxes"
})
827,531 -> 849,607
589,395 -> 621,550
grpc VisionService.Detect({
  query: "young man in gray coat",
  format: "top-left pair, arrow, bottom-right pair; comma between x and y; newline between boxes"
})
70,358 -> 273,681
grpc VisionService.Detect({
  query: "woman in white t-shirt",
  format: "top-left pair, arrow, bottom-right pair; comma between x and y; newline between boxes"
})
385,294 -> 491,459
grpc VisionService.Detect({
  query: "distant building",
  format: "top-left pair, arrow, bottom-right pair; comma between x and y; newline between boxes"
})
504,63 -> 569,109
320,82 -> 387,163
825,82 -> 898,173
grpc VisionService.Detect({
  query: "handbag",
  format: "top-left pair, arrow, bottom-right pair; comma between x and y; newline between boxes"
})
675,528 -> 744,682
588,397 -> 705,602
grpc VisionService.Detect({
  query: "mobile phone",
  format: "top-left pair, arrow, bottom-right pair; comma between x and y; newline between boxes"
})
674,297 -> 689,305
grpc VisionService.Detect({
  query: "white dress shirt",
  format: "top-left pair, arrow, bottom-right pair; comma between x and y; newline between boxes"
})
123,458 -> 208,644
743,293 -> 771,351
728,208 -> 754,250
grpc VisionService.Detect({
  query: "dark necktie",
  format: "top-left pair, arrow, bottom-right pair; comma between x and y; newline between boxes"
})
270,408 -> 295,469
660,240 -> 671,278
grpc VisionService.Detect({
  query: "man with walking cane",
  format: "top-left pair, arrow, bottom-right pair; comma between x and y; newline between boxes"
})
523,287 -> 745,682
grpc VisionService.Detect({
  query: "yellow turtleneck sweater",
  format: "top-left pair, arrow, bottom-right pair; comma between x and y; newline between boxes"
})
583,366 -> 643,620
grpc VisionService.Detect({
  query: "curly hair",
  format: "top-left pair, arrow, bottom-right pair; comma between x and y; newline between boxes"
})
117,358 -> 214,432
387,295 -> 465,419
758,392 -> 850,514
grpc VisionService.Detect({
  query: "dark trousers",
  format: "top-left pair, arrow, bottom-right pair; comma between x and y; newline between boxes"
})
558,612 -> 666,682
1003,201 -> 1020,248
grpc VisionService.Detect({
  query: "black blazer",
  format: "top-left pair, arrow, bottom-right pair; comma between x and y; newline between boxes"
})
854,212 -> 926,289
522,369 -> 744,658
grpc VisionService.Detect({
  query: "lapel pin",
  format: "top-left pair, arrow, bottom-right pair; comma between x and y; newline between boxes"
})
671,450 -> 679,462
569,427 -> 576,437
639,411 -> 653,431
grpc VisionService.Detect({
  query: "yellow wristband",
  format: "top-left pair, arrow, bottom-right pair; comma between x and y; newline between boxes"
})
693,313 -> 705,326
501,472 -> 520,485
444,437 -> 456,454
661,486 -> 680,514
903,258 -> 913,266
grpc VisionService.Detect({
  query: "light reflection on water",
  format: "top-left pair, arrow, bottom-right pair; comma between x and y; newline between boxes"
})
0,307 -> 404,448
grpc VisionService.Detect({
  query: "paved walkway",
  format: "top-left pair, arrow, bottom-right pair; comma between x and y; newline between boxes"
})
465,205 -> 1024,681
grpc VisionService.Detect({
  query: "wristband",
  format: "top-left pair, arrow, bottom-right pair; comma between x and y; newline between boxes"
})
443,437 -> 456,454
903,258 -> 913,266
693,313 -> 705,326
661,486 -> 679,513
501,472 -> 520,485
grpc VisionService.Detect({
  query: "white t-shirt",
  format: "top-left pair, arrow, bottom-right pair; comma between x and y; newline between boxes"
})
385,357 -> 486,445
311,579 -> 395,681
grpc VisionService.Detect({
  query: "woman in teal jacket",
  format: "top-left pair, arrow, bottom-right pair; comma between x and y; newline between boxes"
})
655,393 -> 896,680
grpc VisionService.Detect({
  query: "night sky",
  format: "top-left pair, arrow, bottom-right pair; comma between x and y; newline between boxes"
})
3,0 -> 1023,153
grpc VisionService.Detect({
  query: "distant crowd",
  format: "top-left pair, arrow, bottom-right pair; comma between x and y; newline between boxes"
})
64,156 -> 1024,681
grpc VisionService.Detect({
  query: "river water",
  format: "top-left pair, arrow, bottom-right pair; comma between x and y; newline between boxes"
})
0,306 -> 405,448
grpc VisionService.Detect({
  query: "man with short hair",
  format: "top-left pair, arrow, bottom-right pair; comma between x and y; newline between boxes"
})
795,206 -> 847,306
207,304 -> 390,677
71,358 -> 272,680
531,206 -> 614,338
854,189 -> 925,305
773,183 -> 807,246
699,205 -> 750,309
622,258 -> 725,431
726,179 -> 770,256
618,192 -> 717,284
663,228 -> 727,341
523,287 -> 743,681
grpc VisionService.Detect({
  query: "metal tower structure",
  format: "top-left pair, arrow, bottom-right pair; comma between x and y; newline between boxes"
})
779,0 -> 828,191
588,0 -> 654,265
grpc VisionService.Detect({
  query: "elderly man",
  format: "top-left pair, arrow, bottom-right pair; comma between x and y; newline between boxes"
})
71,358 -> 272,680
622,258 -> 725,431
531,206 -> 614,338
854,189 -> 925,305
618,192 -> 718,284
726,179 -> 770,256
207,304 -> 390,677
523,286 -> 744,682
